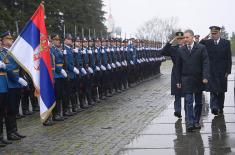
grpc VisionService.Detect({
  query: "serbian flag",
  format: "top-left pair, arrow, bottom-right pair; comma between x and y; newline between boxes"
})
9,3 -> 56,122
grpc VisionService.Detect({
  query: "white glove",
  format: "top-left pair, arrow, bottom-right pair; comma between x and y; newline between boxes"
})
88,67 -> 93,74
82,49 -> 86,54
63,50 -> 67,55
73,67 -> 80,75
81,68 -> 87,75
88,49 -> 92,54
121,61 -> 125,66
61,69 -> 67,78
130,60 -> 134,65
116,62 -> 121,67
18,77 -> 28,87
96,66 -> 101,71
0,61 -> 6,69
111,63 -> 116,68
107,64 -> 112,70
73,48 -> 78,53
124,60 -> 127,66
101,65 -> 106,71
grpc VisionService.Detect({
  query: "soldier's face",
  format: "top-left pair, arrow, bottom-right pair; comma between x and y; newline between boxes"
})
75,41 -> 81,47
64,38 -> 73,45
194,37 -> 200,43
52,39 -> 61,47
184,33 -> 194,45
83,41 -> 88,47
2,35 -> 13,48
177,38 -> 185,46
211,32 -> 220,40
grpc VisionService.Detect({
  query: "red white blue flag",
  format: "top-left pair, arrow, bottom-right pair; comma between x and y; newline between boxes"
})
9,3 -> 55,122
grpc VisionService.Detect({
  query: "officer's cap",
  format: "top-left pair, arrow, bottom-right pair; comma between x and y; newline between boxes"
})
51,33 -> 60,40
175,32 -> 184,38
194,35 -> 200,38
0,31 -> 12,39
65,33 -> 73,40
75,36 -> 82,42
209,26 -> 221,34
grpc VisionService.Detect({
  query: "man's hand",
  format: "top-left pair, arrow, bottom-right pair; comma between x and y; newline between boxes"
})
203,34 -> 210,40
170,37 -> 178,44
176,83 -> 181,89
0,61 -> 6,69
202,79 -> 208,84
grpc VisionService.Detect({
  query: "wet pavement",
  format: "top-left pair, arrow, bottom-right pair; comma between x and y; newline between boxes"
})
0,61 -> 173,155
1,60 -> 235,155
118,64 -> 235,155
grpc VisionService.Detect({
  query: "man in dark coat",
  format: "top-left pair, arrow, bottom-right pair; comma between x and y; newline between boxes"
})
176,29 -> 209,132
160,31 -> 185,118
200,26 -> 232,115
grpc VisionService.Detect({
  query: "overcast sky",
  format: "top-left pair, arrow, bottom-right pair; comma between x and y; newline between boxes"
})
103,0 -> 235,38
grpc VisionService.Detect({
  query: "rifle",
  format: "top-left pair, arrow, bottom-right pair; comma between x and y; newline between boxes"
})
62,24 -> 70,81
73,25 -> 80,78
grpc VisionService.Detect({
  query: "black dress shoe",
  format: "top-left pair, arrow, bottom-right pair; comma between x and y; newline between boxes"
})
80,105 -> 88,109
16,114 -> 22,119
219,109 -> 224,115
0,141 -> 6,147
64,111 -> 73,117
187,126 -> 195,132
53,115 -> 64,121
174,112 -> 182,118
194,123 -> 201,129
33,107 -> 40,112
23,111 -> 33,115
7,133 -> 21,140
14,132 -> 26,138
212,109 -> 218,115
43,120 -> 54,126
1,139 -> 12,144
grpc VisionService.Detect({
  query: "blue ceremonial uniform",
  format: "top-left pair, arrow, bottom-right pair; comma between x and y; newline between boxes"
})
50,46 -> 65,79
1,48 -> 21,89
64,45 -> 76,80
0,49 -> 8,93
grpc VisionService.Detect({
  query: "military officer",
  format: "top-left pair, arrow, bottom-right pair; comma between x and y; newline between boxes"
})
160,31 -> 185,118
200,26 -> 232,115
194,35 -> 200,43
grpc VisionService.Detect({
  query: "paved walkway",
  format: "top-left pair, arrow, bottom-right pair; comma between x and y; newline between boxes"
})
118,65 -> 235,155
0,61 -> 173,155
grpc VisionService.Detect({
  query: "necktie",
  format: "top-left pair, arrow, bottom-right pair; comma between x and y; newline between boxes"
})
188,45 -> 191,52
214,40 -> 218,45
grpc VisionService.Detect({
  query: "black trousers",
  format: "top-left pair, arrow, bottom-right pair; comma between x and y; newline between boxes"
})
6,88 -> 21,135
210,92 -> 225,111
0,93 -> 7,139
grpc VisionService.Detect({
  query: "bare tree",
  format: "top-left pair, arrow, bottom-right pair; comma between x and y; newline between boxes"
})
135,17 -> 179,43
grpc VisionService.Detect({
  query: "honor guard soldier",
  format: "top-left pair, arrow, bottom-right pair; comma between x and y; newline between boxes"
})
1,31 -> 27,140
74,36 -> 89,109
0,33 -> 13,146
91,38 -> 102,102
64,33 -> 80,116
200,26 -> 232,115
82,37 -> 95,106
50,33 -> 68,121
